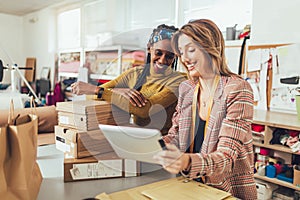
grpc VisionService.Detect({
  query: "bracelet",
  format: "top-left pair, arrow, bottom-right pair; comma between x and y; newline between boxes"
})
97,87 -> 105,99
180,155 -> 192,176
180,169 -> 190,177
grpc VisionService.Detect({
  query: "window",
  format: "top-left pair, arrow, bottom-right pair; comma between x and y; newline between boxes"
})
128,0 -> 176,29
83,0 -> 109,48
182,0 -> 252,33
57,8 -> 81,49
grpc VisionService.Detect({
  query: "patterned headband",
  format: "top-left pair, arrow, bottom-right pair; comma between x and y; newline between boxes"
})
148,28 -> 176,45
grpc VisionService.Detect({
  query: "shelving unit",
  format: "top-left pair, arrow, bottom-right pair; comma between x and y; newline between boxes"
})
58,72 -> 78,79
253,142 -> 299,155
252,109 -> 300,192
58,48 -> 83,81
57,45 -> 145,83
254,174 -> 299,191
85,45 -> 145,82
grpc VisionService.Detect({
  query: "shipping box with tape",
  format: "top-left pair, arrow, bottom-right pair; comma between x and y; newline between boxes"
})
56,100 -> 130,131
64,152 -> 140,182
55,125 -> 114,158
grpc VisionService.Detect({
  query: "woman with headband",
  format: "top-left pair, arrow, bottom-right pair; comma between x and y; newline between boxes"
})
154,19 -> 257,199
72,24 -> 186,135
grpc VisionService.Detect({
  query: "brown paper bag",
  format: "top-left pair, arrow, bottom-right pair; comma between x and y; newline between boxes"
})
0,99 -> 42,200
0,125 -> 9,196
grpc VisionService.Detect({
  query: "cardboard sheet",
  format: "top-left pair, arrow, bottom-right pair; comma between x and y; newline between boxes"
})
141,179 -> 232,200
96,177 -> 234,200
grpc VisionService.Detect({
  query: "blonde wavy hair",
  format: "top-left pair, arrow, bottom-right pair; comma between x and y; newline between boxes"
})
172,19 -> 236,77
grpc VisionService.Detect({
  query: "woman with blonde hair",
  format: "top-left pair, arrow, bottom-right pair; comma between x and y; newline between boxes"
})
154,19 -> 257,199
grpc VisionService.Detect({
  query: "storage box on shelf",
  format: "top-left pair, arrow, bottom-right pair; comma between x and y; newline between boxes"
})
256,180 -> 278,200
252,109 -> 300,192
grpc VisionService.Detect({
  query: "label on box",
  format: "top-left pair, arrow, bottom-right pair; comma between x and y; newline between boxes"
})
59,115 -> 69,124
70,160 -> 122,180
124,159 -> 137,177
55,136 -> 71,152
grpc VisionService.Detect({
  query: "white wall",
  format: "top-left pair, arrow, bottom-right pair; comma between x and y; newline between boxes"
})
251,0 -> 300,44
182,0 -> 252,32
23,8 -> 57,88
2,0 -> 300,86
0,13 -> 23,83
0,9 -> 57,88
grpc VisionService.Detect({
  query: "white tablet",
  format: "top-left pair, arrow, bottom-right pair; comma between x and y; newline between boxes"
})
99,124 -> 163,164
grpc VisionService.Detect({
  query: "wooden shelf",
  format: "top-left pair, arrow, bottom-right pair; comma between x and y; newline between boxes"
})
253,109 -> 300,131
253,142 -> 300,155
90,74 -> 117,80
58,72 -> 78,78
252,109 -> 300,193
254,174 -> 299,191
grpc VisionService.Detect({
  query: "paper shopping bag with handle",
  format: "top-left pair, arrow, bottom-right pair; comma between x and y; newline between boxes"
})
0,124 -> 9,197
0,98 -> 42,200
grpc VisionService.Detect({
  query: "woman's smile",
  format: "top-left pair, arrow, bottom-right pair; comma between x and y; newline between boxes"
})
186,63 -> 195,71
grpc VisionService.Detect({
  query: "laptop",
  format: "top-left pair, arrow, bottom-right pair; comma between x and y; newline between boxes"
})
99,124 -> 163,164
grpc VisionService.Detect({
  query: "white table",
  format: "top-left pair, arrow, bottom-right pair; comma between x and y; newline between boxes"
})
37,145 -> 174,200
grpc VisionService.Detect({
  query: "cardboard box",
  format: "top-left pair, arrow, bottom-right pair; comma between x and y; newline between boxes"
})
64,152 -> 140,182
58,111 -> 117,131
294,165 -> 300,188
55,125 -> 114,158
56,100 -> 111,115
56,100 -> 130,131
256,180 -> 278,200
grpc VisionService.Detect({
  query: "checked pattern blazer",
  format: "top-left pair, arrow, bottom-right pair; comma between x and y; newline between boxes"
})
164,76 -> 257,200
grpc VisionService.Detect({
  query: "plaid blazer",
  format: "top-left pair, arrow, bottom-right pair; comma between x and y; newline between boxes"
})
164,76 -> 257,200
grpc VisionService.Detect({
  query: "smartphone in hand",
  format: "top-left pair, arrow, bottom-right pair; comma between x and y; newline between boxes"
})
158,139 -> 167,150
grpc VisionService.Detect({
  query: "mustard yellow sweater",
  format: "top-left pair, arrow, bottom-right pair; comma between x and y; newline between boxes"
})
99,66 -> 186,135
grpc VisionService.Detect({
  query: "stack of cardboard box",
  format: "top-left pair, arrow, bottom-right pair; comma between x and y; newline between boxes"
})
55,100 -> 140,182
